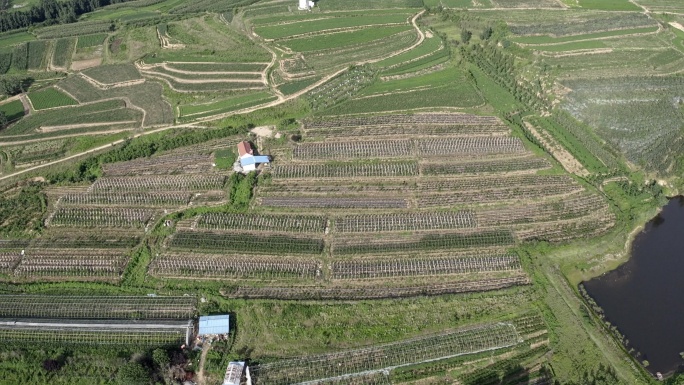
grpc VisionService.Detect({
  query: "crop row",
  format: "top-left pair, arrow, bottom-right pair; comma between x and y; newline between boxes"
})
418,174 -> 578,192
252,322 -> 521,384
47,207 -> 156,228
332,230 -> 515,256
304,122 -> 508,139
476,193 -> 609,226
331,254 -> 521,279
226,276 -> 529,300
271,161 -> 418,179
417,137 -> 525,156
416,184 -> 583,207
0,253 -> 19,272
259,197 -> 409,209
293,137 -> 525,160
195,213 -> 327,233
334,212 -> 475,233
60,192 -> 193,207
0,295 -> 197,319
304,113 -> 503,130
169,231 -> 324,255
102,153 -> 214,176
421,156 -> 552,175
13,252 -> 128,280
90,174 -> 227,192
293,139 -> 412,159
149,254 -> 321,279
0,329 -> 184,347
515,214 -> 615,243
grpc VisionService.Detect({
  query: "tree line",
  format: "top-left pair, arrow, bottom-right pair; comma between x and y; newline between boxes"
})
0,0 -> 133,33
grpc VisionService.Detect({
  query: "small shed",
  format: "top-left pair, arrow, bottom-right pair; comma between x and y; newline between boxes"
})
198,315 -> 230,336
240,155 -> 270,173
223,361 -> 245,385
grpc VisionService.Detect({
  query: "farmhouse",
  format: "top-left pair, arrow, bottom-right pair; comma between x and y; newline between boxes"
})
237,141 -> 270,173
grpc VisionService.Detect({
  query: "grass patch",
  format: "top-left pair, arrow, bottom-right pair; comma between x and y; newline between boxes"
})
214,148 -> 236,169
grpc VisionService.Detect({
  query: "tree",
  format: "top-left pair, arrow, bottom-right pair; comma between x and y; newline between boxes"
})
480,26 -> 493,40
0,76 -> 23,96
0,111 -> 8,129
460,29 -> 472,44
152,349 -> 169,370
116,362 -> 149,385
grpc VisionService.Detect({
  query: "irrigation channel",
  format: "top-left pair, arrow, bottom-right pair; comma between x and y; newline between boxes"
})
583,197 -> 684,377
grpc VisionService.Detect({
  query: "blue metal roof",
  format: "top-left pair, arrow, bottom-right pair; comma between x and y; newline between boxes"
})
198,315 -> 230,335
240,155 -> 270,166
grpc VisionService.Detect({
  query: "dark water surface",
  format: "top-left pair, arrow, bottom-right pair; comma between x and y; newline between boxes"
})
583,197 -> 684,375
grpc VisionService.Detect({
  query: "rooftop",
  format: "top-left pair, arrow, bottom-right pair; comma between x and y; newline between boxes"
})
198,315 -> 230,335
240,155 -> 270,167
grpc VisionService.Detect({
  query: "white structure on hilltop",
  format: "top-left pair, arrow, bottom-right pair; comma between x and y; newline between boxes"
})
298,0 -> 314,10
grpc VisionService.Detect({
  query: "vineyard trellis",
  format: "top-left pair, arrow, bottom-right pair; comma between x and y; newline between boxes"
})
421,156 -> 551,175
334,212 -> 476,232
0,327 -> 187,346
304,113 -> 505,130
195,213 -> 327,233
259,197 -> 409,209
47,207 -> 157,228
90,174 -> 227,192
272,161 -> 418,179
332,230 -> 515,255
0,295 -> 197,319
169,231 -> 325,255
102,153 -> 215,176
225,276 -> 529,300
330,254 -> 521,279
416,137 -> 526,156
150,253 -> 322,279
251,322 -> 522,385
60,191 -> 193,206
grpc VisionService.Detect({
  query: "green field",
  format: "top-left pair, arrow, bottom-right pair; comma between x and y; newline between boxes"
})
513,26 -> 659,44
52,38 -> 75,68
76,33 -> 108,48
28,88 -> 79,110
0,100 -> 25,122
282,25 -> 411,52
254,13 -> 411,39
578,0 -> 641,10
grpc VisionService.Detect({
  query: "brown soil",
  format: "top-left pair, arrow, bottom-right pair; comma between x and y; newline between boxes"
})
71,58 -> 102,71
110,38 -> 123,55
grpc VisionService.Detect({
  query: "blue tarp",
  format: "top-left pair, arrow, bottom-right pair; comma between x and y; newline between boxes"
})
240,155 -> 270,166
198,315 -> 230,335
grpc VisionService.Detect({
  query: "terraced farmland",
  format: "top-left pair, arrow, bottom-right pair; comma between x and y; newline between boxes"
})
157,113 -> 612,301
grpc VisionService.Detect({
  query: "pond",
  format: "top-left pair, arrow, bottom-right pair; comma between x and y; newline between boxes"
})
583,197 -> 684,376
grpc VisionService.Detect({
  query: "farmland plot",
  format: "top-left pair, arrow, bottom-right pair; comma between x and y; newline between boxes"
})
0,295 -> 197,319
150,253 -> 322,280
251,322 -> 522,385
561,76 -> 684,174
330,253 -> 522,279
101,154 -> 216,176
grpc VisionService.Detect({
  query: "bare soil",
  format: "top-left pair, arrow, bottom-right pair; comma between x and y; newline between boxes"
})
71,58 -> 102,71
